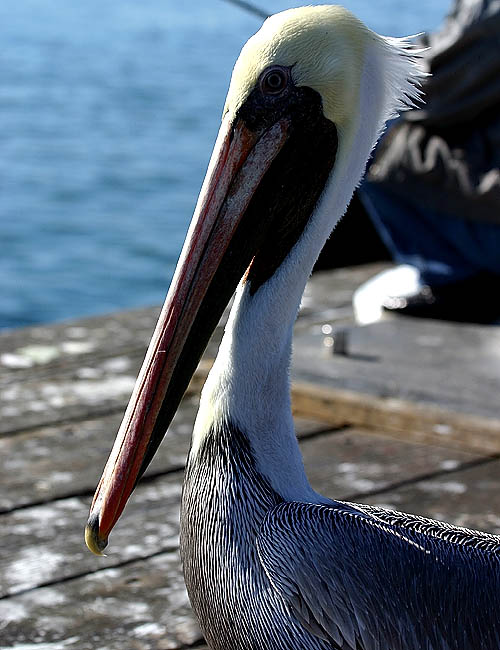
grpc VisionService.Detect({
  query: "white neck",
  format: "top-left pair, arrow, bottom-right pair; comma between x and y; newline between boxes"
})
191,39 -> 418,500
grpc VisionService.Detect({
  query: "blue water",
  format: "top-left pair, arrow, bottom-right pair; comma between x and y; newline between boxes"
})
0,0 -> 449,329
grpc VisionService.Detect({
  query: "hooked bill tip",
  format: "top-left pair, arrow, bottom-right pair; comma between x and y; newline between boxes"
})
85,512 -> 108,556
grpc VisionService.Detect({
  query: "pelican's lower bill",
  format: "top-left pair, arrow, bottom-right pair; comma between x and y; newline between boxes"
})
86,6 -> 500,649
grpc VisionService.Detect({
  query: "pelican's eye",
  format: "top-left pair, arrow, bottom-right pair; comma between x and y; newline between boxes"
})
260,66 -> 289,95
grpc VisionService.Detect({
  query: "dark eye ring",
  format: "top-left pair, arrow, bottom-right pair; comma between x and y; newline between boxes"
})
260,67 -> 289,95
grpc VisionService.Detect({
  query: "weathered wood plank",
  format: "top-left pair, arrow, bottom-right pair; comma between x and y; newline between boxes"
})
302,427 -> 482,499
0,403 -> 326,512
0,322 -> 222,393
0,351 -> 212,437
0,551 -> 202,650
364,458 -> 500,535
0,427 -> 481,599
293,317 -> 500,421
0,479 -> 181,599
0,398 -> 197,513
0,306 -> 159,362
292,382 -> 500,454
0,310 -> 220,436
0,349 -> 142,435
0,352 -> 204,439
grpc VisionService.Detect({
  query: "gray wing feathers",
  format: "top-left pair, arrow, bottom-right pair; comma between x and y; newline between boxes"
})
256,501 -> 500,650
351,502 -> 500,553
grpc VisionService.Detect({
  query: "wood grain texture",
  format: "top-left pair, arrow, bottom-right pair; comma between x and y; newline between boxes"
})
292,382 -> 500,453
292,316 -> 500,422
0,551 -> 202,650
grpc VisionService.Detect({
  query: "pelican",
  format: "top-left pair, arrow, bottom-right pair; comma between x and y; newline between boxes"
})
86,6 -> 500,649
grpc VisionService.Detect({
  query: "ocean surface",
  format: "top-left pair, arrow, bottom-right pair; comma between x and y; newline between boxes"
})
1,0 -> 449,329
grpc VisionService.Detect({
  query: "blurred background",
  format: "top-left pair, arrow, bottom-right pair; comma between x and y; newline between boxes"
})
0,0 -> 449,330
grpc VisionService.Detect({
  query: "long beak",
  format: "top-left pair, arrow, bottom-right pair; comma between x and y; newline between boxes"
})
85,114 -> 290,555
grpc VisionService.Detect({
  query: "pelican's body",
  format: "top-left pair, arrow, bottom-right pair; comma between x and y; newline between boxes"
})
182,423 -> 500,649
86,6 -> 500,649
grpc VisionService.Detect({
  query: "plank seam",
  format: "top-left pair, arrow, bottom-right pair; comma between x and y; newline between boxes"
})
343,453 -> 500,503
0,546 -> 177,601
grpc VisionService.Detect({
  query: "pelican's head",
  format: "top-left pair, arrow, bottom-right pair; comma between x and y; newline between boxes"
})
86,6 -> 423,555
226,5 -> 422,146
227,6 -> 374,130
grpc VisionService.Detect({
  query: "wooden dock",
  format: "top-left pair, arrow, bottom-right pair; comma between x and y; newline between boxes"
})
1,263 -> 499,650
